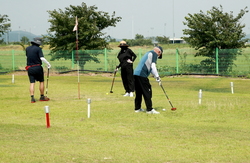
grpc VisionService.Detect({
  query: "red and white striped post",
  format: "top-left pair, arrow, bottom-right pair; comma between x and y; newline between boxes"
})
44,106 -> 50,128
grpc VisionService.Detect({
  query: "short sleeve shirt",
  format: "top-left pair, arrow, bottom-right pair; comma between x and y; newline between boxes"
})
26,45 -> 44,66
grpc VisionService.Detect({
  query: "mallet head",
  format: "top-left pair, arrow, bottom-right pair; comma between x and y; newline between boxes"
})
110,91 -> 113,93
171,107 -> 177,111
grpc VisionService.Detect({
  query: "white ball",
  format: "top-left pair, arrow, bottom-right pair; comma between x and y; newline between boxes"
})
162,109 -> 166,111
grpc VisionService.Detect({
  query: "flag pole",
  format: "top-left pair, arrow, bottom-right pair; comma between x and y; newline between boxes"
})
76,28 -> 80,99
73,16 -> 80,99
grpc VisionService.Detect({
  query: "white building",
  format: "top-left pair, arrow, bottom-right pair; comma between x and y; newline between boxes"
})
169,38 -> 186,44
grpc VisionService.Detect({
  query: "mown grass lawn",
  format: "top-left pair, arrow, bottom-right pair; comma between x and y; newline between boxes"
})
0,73 -> 249,163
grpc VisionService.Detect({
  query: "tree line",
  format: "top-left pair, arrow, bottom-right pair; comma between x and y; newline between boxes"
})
0,2 -> 249,74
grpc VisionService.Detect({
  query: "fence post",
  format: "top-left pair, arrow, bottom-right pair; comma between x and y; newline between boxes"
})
71,51 -> 74,69
216,47 -> 219,74
12,50 -> 15,71
104,48 -> 107,71
176,48 -> 179,74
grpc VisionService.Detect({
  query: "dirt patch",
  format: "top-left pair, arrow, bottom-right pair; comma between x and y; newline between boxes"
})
177,75 -> 220,78
8,70 -> 113,77
5,71 -> 249,79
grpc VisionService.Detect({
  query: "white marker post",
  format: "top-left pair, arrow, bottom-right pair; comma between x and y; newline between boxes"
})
230,82 -> 234,94
44,106 -> 50,128
12,74 -> 15,83
87,98 -> 91,118
198,89 -> 202,105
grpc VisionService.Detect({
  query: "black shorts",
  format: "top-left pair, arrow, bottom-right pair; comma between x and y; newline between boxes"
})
28,66 -> 44,83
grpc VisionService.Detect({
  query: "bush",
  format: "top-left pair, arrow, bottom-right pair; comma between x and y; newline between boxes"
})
158,65 -> 176,76
54,66 -> 70,71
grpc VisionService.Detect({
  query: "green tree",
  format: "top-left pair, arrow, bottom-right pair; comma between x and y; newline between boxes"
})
45,2 -> 121,69
155,36 -> 169,44
183,6 -> 249,73
106,36 -> 116,42
20,36 -> 29,45
0,14 -> 11,37
124,34 -> 152,46
17,36 -> 30,51
135,34 -> 144,40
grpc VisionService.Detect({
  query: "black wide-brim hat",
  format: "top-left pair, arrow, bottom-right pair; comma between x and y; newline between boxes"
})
31,37 -> 42,45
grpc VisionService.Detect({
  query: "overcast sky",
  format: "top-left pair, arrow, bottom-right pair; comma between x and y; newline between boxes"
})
1,0 -> 249,39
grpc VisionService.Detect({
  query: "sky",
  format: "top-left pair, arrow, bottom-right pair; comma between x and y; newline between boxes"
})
1,0 -> 249,39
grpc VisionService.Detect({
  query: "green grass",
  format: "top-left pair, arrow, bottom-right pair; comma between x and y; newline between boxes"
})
0,73 -> 250,163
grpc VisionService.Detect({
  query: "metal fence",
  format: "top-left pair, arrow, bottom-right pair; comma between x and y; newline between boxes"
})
0,47 -> 250,77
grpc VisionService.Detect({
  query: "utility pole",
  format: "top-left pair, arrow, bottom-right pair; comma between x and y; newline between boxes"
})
173,0 -> 175,44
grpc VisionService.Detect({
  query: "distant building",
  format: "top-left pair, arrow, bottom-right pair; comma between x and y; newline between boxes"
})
153,41 -> 158,46
169,38 -> 186,44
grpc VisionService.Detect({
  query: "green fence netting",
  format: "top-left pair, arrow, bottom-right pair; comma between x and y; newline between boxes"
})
0,48 -> 250,77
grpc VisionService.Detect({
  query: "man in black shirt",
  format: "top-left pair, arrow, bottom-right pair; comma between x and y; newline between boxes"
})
26,38 -> 51,103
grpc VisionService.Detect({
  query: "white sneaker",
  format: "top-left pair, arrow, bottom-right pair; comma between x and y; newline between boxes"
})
135,108 -> 145,113
129,92 -> 133,97
123,92 -> 129,96
146,109 -> 160,114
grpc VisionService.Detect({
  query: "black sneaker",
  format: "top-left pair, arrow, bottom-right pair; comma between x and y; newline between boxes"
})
40,96 -> 50,101
31,98 -> 36,103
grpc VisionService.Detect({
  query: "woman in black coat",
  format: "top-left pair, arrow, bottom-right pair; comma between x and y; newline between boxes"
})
116,41 -> 137,97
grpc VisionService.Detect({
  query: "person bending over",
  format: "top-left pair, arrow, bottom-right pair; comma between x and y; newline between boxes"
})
133,46 -> 163,114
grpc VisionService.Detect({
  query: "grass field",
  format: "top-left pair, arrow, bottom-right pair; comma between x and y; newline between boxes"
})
0,72 -> 250,163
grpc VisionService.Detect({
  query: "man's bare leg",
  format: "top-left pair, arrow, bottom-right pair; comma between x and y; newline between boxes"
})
30,83 -> 36,103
